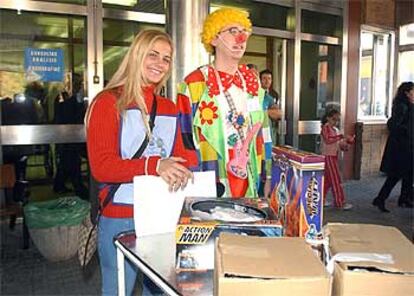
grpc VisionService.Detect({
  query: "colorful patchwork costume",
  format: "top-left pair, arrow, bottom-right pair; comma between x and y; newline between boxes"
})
176,64 -> 273,197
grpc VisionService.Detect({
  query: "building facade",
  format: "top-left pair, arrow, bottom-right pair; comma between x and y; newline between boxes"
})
0,0 -> 413,200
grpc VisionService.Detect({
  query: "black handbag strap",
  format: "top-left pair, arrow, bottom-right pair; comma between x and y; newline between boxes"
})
100,94 -> 158,210
83,95 -> 158,268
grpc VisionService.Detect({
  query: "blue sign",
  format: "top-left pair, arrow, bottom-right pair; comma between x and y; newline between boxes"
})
24,48 -> 64,82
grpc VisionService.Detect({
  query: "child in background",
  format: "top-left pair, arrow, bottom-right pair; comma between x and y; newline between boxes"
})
320,109 -> 355,210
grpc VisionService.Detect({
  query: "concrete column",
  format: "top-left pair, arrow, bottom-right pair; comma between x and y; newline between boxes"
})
166,0 -> 210,101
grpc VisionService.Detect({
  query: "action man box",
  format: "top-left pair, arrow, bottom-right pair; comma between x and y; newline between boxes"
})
175,196 -> 283,272
270,145 -> 325,238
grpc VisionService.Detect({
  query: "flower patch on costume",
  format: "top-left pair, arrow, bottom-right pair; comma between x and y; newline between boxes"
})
199,101 -> 218,125
227,111 -> 249,130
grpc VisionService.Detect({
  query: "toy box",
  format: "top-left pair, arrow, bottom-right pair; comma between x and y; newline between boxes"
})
270,145 -> 325,238
175,196 -> 283,272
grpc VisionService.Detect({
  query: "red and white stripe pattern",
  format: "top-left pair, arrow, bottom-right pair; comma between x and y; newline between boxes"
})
323,155 -> 345,207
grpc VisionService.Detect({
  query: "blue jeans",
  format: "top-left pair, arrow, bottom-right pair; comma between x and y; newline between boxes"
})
98,216 -> 164,296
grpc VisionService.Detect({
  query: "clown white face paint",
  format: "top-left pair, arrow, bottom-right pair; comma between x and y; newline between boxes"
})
213,24 -> 250,61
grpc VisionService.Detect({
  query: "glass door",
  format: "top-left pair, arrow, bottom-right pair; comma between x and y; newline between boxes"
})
0,7 -> 88,199
102,19 -> 164,83
298,41 -> 341,153
241,35 -> 288,146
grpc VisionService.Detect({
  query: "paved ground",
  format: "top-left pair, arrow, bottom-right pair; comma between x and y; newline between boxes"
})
1,174 -> 412,295
324,175 -> 413,239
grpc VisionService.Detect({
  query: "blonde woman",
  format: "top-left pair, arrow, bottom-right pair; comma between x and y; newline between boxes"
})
86,30 -> 195,295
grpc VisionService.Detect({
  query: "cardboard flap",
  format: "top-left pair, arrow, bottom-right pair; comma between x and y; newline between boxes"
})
326,223 -> 414,273
217,233 -> 328,279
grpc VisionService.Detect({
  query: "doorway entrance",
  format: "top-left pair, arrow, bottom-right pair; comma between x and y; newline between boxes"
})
242,33 -> 290,146
299,41 -> 342,153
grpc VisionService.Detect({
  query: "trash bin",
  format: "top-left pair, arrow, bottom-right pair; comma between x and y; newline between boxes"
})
24,196 -> 89,262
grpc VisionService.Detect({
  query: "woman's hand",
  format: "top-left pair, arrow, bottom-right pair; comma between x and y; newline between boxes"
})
157,157 -> 194,192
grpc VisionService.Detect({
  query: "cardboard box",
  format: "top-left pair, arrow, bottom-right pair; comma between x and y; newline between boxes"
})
176,197 -> 283,272
215,233 -> 331,296
270,145 -> 325,238
326,223 -> 414,296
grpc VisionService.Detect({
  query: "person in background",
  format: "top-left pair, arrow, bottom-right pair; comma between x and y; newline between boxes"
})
373,81 -> 414,212
24,81 -> 47,123
86,30 -> 194,295
1,96 -> 35,181
2,83 -> 45,181
320,109 -> 354,210
257,69 -> 282,196
260,69 -> 282,146
259,69 -> 279,111
53,73 -> 88,199
176,8 -> 273,198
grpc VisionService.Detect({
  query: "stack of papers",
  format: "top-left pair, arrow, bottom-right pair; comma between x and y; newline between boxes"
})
133,171 -> 216,237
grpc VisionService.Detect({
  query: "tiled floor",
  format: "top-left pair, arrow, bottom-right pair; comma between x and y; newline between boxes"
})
1,174 -> 412,295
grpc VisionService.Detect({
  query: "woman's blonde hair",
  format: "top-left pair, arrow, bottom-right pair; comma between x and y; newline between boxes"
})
86,30 -> 173,134
201,8 -> 252,54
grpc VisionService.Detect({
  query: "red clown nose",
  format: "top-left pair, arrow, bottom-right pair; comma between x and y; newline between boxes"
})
235,32 -> 247,44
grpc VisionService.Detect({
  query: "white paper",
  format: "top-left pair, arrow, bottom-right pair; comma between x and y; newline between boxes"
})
133,171 -> 216,238
326,252 -> 394,274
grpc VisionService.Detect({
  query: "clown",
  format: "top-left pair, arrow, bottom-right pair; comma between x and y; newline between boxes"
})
177,8 -> 272,198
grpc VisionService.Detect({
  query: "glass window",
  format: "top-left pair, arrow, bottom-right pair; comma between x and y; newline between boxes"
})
299,135 -> 319,154
102,19 -> 163,82
240,55 -> 266,72
0,10 -> 86,123
33,0 -> 86,4
73,18 -> 86,39
359,55 -> 372,117
0,9 -> 88,191
211,0 -> 291,31
298,41 -> 341,153
300,41 -> 341,121
398,23 -> 414,84
103,0 -> 164,13
399,51 -> 414,83
399,23 -> 414,46
104,0 -> 136,5
372,34 -> 389,117
358,30 -> 393,120
103,46 -> 129,82
301,10 -> 342,37
243,35 -> 286,85
0,10 -> 70,38
246,35 -> 267,54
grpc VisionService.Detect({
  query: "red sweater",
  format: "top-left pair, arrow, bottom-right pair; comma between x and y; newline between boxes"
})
87,85 -> 195,218
320,124 -> 344,156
